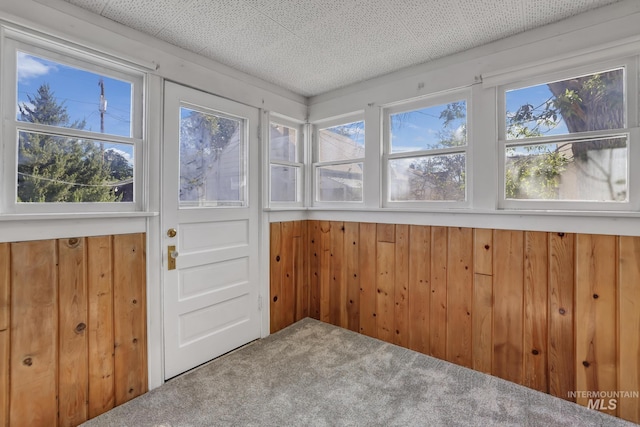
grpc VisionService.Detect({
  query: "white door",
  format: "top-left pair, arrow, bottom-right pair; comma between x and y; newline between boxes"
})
162,82 -> 261,379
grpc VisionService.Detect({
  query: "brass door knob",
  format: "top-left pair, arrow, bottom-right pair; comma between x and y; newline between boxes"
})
167,228 -> 177,238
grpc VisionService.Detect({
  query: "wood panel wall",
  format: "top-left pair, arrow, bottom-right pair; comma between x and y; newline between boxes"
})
0,233 -> 147,427
270,221 -> 640,424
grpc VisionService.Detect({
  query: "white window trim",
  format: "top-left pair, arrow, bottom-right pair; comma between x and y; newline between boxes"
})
1,29 -> 146,214
312,113 -> 365,207
268,114 -> 304,208
497,56 -> 639,211
382,90 -> 472,209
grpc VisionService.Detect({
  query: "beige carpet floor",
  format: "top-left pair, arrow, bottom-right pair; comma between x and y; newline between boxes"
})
83,318 -> 637,426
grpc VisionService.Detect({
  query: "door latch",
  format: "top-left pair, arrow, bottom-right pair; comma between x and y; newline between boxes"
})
168,245 -> 178,270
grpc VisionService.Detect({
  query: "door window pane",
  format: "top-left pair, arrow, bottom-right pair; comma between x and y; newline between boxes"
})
316,163 -> 363,202
389,154 -> 466,201
17,52 -> 133,138
270,165 -> 298,202
318,121 -> 364,162
390,101 -> 467,153
505,137 -> 627,201
18,131 -> 134,203
179,107 -> 245,207
506,68 -> 624,139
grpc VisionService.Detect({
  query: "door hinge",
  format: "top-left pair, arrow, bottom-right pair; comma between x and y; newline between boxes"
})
258,295 -> 263,311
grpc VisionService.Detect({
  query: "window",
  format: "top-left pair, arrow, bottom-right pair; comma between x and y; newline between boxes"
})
1,33 -> 144,213
180,106 -> 245,207
499,60 -> 637,210
384,94 -> 469,206
269,119 -> 303,205
313,116 -> 365,203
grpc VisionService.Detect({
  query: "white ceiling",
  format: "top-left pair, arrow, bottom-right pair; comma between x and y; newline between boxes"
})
62,0 -> 622,97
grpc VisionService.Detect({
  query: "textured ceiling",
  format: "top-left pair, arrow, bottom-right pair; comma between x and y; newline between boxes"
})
62,0 -> 622,97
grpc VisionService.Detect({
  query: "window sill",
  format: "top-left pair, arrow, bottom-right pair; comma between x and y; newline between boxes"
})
0,211 -> 159,222
270,205 -> 640,218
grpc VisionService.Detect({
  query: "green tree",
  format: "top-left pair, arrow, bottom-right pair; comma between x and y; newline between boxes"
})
18,83 -> 128,202
179,110 -> 239,201
405,101 -> 466,201
506,70 -> 624,200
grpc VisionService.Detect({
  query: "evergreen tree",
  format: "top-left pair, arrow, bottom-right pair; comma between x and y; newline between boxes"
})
17,83 -> 131,202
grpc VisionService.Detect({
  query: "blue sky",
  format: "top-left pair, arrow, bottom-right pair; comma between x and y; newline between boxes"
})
17,51 -> 134,162
390,102 -> 466,153
506,82 -> 569,138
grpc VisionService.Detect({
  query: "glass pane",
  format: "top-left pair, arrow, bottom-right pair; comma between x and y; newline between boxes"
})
318,121 -> 364,162
316,163 -> 363,202
390,101 -> 466,153
270,123 -> 297,162
17,131 -> 134,203
505,136 -> 627,201
506,68 -> 624,140
389,154 -> 466,201
270,165 -> 298,202
179,107 -> 244,207
17,51 -> 133,138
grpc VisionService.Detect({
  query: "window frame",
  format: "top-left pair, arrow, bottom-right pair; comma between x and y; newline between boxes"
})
382,90 -> 472,209
312,113 -> 365,206
1,30 -> 145,214
268,115 -> 304,207
497,57 -> 639,211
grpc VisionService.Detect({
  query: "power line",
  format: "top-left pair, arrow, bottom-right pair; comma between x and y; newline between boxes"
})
18,172 -> 133,188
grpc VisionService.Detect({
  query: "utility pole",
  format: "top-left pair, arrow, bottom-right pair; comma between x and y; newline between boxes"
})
99,78 -> 107,133
98,78 -> 107,165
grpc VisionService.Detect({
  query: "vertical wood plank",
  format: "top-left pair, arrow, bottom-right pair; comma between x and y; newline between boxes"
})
344,222 -> 360,333
0,331 -> 6,427
575,234 -> 618,416
493,230 -> 524,384
87,236 -> 115,419
113,233 -> 147,406
294,221 -> 309,321
329,221 -> 345,327
548,232 -> 576,401
430,226 -> 448,359
408,225 -> 430,354
359,223 -> 377,338
58,238 -> 89,426
523,231 -> 549,393
0,243 -> 9,427
619,236 -> 640,423
269,222 -> 283,332
10,240 -> 58,427
280,222 -> 296,328
377,224 -> 395,243
319,221 -> 332,323
0,243 -> 8,332
473,228 -> 493,374
446,227 -> 473,368
376,241 -> 395,343
394,225 -> 410,347
308,221 -> 321,320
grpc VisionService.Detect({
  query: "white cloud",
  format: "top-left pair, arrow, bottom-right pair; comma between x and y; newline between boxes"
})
17,101 -> 35,114
106,147 -> 134,165
17,52 -> 55,82
454,125 -> 465,140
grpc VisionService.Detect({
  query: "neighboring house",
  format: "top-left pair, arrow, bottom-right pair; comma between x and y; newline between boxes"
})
179,113 -> 242,205
270,125 -> 298,202
316,128 -> 364,202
